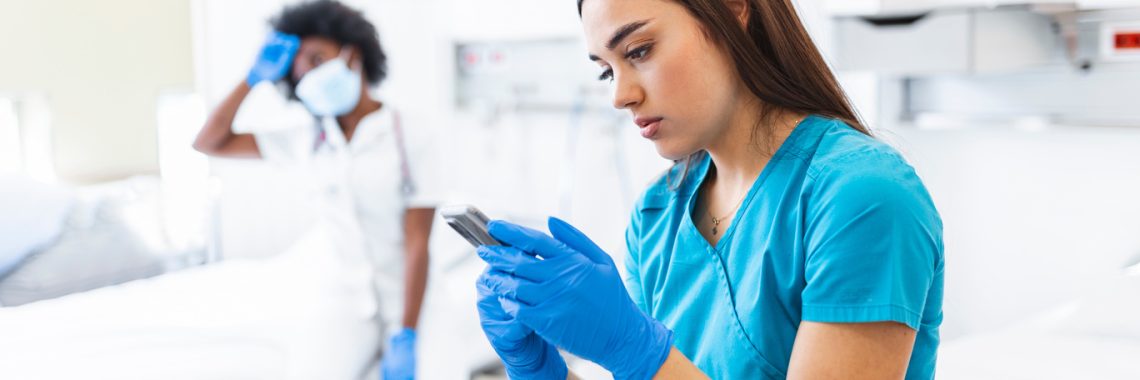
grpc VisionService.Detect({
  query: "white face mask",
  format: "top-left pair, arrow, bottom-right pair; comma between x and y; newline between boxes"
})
295,50 -> 361,117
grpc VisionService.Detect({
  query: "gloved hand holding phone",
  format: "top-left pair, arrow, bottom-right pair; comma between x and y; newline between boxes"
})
477,271 -> 568,379
476,217 -> 674,380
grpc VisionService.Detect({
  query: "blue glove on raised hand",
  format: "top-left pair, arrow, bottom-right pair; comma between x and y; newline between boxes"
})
477,217 -> 674,380
476,269 -> 568,379
380,328 -> 416,380
247,31 -> 300,87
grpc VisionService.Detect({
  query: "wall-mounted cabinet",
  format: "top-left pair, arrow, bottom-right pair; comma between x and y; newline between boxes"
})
834,9 -> 1057,74
1077,0 -> 1140,10
825,0 -> 989,16
824,0 -> 1140,16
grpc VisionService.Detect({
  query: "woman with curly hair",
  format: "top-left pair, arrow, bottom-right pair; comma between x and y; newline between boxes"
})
193,2 -> 436,379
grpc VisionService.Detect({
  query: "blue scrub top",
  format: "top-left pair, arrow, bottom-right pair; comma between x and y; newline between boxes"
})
624,115 -> 944,379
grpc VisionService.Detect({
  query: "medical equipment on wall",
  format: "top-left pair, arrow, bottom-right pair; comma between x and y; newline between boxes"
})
831,4 -> 1140,127
453,38 -> 640,218
455,38 -> 607,111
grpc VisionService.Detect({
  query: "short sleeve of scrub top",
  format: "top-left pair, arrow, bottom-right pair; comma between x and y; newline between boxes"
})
623,115 -> 944,380
801,149 -> 943,329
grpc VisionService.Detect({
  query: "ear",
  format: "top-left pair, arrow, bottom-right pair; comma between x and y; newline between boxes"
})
724,0 -> 750,29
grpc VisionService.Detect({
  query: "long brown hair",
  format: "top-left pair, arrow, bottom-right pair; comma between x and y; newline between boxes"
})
578,0 -> 869,186
580,0 -> 865,132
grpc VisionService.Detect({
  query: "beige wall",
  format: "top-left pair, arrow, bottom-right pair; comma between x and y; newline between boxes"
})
0,0 -> 194,183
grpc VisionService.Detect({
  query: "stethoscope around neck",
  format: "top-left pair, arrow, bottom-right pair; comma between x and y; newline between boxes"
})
302,45 -> 416,197
310,109 -> 417,198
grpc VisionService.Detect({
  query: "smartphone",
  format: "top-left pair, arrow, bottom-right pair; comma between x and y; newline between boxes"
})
440,204 -> 500,247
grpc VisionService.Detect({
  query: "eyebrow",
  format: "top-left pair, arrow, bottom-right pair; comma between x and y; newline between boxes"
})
588,19 -> 651,61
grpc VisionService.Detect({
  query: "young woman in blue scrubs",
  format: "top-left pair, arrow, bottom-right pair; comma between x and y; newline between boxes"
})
474,0 -> 944,379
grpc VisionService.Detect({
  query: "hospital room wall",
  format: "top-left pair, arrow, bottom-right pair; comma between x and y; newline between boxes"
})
890,124 -> 1140,339
0,0 -> 194,184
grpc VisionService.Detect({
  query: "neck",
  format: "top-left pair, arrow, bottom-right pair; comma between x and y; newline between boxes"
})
336,94 -> 382,136
704,98 -> 803,194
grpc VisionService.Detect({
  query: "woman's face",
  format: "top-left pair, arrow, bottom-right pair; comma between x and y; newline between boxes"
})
290,36 -> 356,82
581,0 -> 744,160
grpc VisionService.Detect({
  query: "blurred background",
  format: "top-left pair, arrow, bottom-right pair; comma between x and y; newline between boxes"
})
1,0 -> 1140,379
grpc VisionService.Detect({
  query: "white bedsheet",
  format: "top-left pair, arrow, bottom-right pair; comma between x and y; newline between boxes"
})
938,272 -> 1140,379
938,329 -> 1140,379
0,223 -> 380,380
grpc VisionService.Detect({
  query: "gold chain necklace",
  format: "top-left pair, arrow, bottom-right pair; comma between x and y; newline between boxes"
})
707,189 -> 748,236
702,114 -> 811,235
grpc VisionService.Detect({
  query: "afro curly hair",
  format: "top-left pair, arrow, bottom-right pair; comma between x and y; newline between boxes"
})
270,0 -> 387,98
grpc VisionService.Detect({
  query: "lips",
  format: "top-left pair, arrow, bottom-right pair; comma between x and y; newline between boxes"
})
635,116 -> 663,139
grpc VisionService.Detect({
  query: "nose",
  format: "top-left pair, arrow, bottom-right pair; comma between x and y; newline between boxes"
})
610,71 -> 644,110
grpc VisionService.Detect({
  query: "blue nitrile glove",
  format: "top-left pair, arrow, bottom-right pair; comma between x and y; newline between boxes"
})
476,217 -> 674,380
476,269 -> 568,379
247,31 -> 300,87
380,328 -> 416,380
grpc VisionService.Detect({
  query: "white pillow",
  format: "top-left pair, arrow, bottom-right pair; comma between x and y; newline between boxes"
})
0,175 -> 73,278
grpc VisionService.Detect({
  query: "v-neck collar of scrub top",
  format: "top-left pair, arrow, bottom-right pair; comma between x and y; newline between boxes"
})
316,105 -> 393,155
680,116 -> 816,252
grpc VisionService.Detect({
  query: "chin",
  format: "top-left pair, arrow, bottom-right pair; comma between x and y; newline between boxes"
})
652,139 -> 701,161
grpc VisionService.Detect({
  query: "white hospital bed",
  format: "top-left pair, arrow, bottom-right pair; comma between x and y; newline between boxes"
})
939,329 -> 1140,379
0,223 -> 381,380
938,272 -> 1140,379
0,173 -> 514,380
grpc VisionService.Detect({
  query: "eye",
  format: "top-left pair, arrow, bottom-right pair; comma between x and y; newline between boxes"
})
597,68 -> 613,82
626,43 -> 653,62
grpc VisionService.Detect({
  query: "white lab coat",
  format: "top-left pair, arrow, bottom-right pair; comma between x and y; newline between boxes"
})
254,104 -> 441,338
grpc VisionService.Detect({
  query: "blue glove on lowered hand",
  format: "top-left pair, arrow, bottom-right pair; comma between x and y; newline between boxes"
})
380,328 -> 416,380
477,269 -> 568,379
247,31 -> 300,87
477,217 -> 674,380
